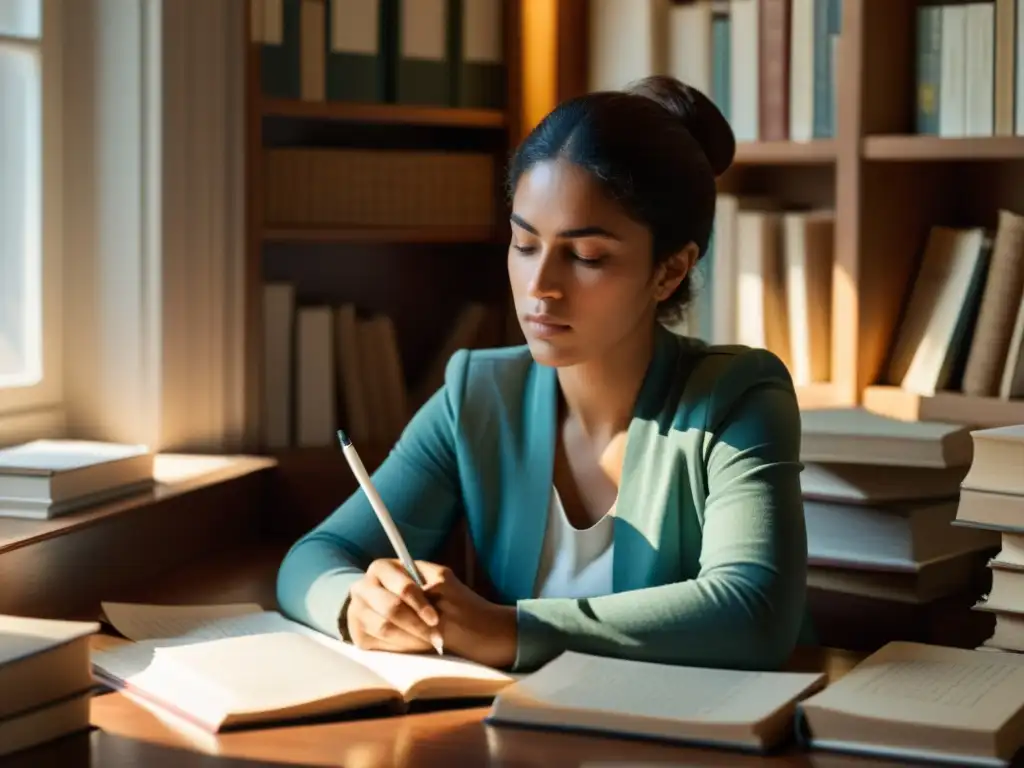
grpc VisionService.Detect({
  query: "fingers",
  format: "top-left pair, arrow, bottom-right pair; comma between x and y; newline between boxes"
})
414,561 -> 454,592
370,559 -> 440,628
347,588 -> 433,652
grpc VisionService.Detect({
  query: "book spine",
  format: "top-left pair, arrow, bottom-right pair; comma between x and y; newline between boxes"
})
758,0 -> 791,141
261,0 -> 302,99
395,0 -> 454,106
916,5 -> 942,135
455,0 -> 505,109
811,0 -> 831,137
325,0 -> 393,103
711,12 -> 731,122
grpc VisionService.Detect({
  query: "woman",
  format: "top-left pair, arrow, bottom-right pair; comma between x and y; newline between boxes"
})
276,75 -> 811,673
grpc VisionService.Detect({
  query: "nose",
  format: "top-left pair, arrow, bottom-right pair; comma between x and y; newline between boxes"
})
527,249 -> 563,300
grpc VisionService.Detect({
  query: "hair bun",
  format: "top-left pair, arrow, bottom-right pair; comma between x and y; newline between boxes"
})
627,75 -> 735,177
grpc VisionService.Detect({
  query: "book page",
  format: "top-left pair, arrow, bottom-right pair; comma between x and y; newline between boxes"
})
333,642 -> 517,699
500,652 -> 825,724
803,641 -> 1024,729
101,602 -> 264,641
152,632 -> 397,714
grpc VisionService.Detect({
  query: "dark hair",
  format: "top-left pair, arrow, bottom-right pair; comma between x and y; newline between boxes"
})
506,75 -> 735,321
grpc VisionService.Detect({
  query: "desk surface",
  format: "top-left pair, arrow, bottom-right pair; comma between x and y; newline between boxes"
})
8,541 -> 898,768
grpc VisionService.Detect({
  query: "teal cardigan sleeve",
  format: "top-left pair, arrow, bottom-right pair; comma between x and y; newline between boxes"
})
513,361 -> 807,672
274,354 -> 468,640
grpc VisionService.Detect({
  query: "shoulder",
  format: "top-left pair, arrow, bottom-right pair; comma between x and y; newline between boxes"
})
676,339 -> 798,433
439,343 -> 537,412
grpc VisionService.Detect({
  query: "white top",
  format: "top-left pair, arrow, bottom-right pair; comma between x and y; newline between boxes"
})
533,486 -> 615,599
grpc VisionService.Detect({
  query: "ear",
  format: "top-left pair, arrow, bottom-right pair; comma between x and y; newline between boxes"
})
653,242 -> 699,301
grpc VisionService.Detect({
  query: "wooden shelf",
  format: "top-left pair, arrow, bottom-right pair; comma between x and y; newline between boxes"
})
261,98 -> 507,129
863,386 -> 1024,428
732,140 -> 837,165
263,226 -> 504,244
863,135 -> 1024,161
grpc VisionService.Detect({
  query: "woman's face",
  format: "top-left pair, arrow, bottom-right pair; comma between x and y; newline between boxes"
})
508,158 -> 687,367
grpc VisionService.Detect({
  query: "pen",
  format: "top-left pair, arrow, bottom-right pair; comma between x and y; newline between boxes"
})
337,430 -> 443,656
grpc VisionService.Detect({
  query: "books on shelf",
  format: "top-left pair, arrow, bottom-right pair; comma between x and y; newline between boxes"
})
0,615 -> 99,757
92,602 -> 515,733
0,440 -> 156,520
705,193 -> 834,378
252,0 -> 506,110
589,0 -> 841,143
876,210 -> 1024,408
262,287 -> 503,450
915,2 -> 1018,138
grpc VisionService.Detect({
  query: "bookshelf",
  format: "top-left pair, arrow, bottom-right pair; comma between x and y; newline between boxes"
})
572,0 -> 1024,426
243,0 -> 1024,500
241,0 -> 530,472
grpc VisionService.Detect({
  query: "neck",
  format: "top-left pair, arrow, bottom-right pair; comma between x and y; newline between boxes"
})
556,322 -> 657,442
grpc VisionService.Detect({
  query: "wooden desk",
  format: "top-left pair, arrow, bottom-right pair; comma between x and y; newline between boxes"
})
6,542 -> 898,768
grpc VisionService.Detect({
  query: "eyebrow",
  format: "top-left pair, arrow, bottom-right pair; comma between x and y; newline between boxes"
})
509,213 -> 621,241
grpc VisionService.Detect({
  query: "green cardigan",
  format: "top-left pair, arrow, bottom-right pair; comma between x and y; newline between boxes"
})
276,325 -> 813,672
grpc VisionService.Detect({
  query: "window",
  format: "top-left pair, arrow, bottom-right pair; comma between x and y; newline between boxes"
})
0,0 -> 61,415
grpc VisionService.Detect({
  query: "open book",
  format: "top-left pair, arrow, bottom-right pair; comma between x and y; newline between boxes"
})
485,651 -> 826,753
92,602 -> 516,733
796,641 -> 1024,766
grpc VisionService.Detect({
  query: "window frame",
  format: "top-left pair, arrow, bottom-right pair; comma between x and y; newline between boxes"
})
0,0 -> 63,419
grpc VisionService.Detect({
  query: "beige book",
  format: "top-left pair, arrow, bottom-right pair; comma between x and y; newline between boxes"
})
962,425 -> 1024,496
0,690 -> 92,759
92,603 -> 515,733
797,641 -> 1024,765
955,486 -> 1024,532
486,651 -> 825,752
0,439 -> 154,509
800,461 -> 967,504
886,226 -> 989,395
799,407 -> 974,468
736,209 -> 791,368
0,615 -> 98,722
784,210 -> 834,385
961,210 -> 1024,396
997,293 -> 1024,399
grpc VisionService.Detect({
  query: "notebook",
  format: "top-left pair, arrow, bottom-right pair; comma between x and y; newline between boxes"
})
485,650 -> 826,753
91,602 -> 516,733
796,641 -> 1024,766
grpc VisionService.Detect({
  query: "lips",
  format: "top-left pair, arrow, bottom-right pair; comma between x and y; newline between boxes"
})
523,313 -> 571,338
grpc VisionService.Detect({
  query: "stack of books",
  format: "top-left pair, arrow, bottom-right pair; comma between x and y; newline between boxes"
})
0,615 -> 98,757
0,440 -> 155,520
799,408 -> 1001,651
952,425 -> 1024,652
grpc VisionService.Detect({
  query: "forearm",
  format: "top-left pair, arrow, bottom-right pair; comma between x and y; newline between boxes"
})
275,534 -> 367,640
513,563 -> 806,672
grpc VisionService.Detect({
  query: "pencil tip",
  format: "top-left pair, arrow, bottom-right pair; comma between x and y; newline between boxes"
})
336,430 -> 351,447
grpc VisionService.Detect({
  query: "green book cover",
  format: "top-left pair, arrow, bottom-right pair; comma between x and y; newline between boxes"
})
455,0 -> 505,109
915,5 -> 942,135
395,0 -> 455,106
325,0 -> 394,103
711,14 -> 731,122
262,0 -> 302,99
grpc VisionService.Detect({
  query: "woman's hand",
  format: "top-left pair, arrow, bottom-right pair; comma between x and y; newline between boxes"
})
345,559 -> 443,653
417,562 -> 518,670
